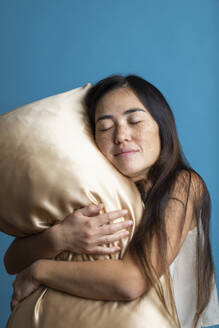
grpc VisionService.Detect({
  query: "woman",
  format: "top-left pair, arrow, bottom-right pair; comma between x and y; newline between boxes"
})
5,74 -> 219,327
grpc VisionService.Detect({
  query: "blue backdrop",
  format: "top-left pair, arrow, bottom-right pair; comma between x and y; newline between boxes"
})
0,0 -> 218,327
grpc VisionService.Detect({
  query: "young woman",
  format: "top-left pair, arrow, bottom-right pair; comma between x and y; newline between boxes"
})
5,75 -> 219,327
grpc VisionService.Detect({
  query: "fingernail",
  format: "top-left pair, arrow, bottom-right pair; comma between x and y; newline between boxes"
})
126,221 -> 133,226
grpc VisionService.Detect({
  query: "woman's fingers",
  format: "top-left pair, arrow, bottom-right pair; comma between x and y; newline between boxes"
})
84,229 -> 131,255
99,220 -> 133,236
78,204 -> 129,226
77,204 -> 132,231
98,229 -> 130,245
64,204 -> 133,255
93,209 -> 129,226
92,246 -> 121,255
78,204 -> 103,217
80,204 -> 133,240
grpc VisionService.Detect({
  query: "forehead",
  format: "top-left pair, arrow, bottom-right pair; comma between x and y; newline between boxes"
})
95,87 -> 147,117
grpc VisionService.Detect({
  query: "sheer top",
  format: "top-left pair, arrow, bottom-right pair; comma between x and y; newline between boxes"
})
169,226 -> 219,327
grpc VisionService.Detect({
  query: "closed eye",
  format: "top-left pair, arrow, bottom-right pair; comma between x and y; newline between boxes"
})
97,121 -> 142,131
129,121 -> 142,124
98,126 -> 113,132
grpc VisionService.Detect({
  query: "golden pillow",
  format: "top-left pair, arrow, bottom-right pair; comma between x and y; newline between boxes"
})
0,83 -> 142,240
2,84 -> 177,328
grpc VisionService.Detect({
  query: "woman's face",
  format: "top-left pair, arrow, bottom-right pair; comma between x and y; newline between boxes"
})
94,87 -> 161,182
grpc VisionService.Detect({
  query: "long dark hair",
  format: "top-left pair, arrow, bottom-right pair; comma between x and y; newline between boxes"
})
85,74 -> 214,327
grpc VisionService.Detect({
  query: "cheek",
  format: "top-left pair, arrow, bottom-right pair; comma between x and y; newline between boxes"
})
141,126 -> 161,156
95,134 -> 111,156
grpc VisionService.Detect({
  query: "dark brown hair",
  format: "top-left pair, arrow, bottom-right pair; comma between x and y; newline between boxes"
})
85,74 -> 214,327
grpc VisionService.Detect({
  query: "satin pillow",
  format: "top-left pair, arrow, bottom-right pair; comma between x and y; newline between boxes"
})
2,84 -> 178,328
0,83 -> 143,252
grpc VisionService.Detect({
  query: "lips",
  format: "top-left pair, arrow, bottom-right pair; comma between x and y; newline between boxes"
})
114,149 -> 139,156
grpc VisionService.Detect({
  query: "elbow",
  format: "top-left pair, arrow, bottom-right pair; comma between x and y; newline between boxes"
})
116,262 -> 149,301
123,287 -> 146,301
119,279 -> 148,301
4,262 -> 14,275
4,254 -> 16,275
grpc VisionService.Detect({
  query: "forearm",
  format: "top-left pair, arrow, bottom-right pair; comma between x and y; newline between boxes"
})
33,255 -> 147,301
4,205 -> 133,276
4,226 -> 60,275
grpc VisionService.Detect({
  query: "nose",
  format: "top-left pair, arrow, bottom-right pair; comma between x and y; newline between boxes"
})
113,125 -> 131,144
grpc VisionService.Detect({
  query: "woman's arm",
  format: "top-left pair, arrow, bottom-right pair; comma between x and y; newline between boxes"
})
14,250 -> 146,304
4,204 -> 133,274
12,171 -> 201,306
4,227 -> 59,275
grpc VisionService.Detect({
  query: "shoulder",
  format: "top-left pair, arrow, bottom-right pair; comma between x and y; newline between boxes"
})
168,169 -> 206,230
171,169 -> 205,203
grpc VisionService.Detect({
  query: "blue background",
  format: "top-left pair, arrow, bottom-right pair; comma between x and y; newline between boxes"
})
0,0 -> 218,327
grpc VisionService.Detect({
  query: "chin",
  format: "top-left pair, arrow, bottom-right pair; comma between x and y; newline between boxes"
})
116,167 -> 146,182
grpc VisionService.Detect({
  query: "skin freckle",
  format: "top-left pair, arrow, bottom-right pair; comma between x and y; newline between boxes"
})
94,87 -> 160,181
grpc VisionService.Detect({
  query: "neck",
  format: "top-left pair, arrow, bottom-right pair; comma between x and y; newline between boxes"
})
135,179 -> 152,203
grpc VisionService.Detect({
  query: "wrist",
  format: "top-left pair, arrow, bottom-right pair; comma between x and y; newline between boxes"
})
46,224 -> 64,254
31,259 -> 42,283
31,259 -> 47,284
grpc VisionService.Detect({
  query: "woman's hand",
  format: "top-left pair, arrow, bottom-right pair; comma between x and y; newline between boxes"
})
4,204 -> 133,275
10,262 -> 40,311
52,204 -> 133,255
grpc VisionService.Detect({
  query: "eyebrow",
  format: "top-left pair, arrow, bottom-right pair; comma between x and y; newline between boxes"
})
95,108 -> 146,123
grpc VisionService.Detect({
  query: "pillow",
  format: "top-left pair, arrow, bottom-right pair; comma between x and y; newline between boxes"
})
2,84 -> 177,328
0,83 -> 143,244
